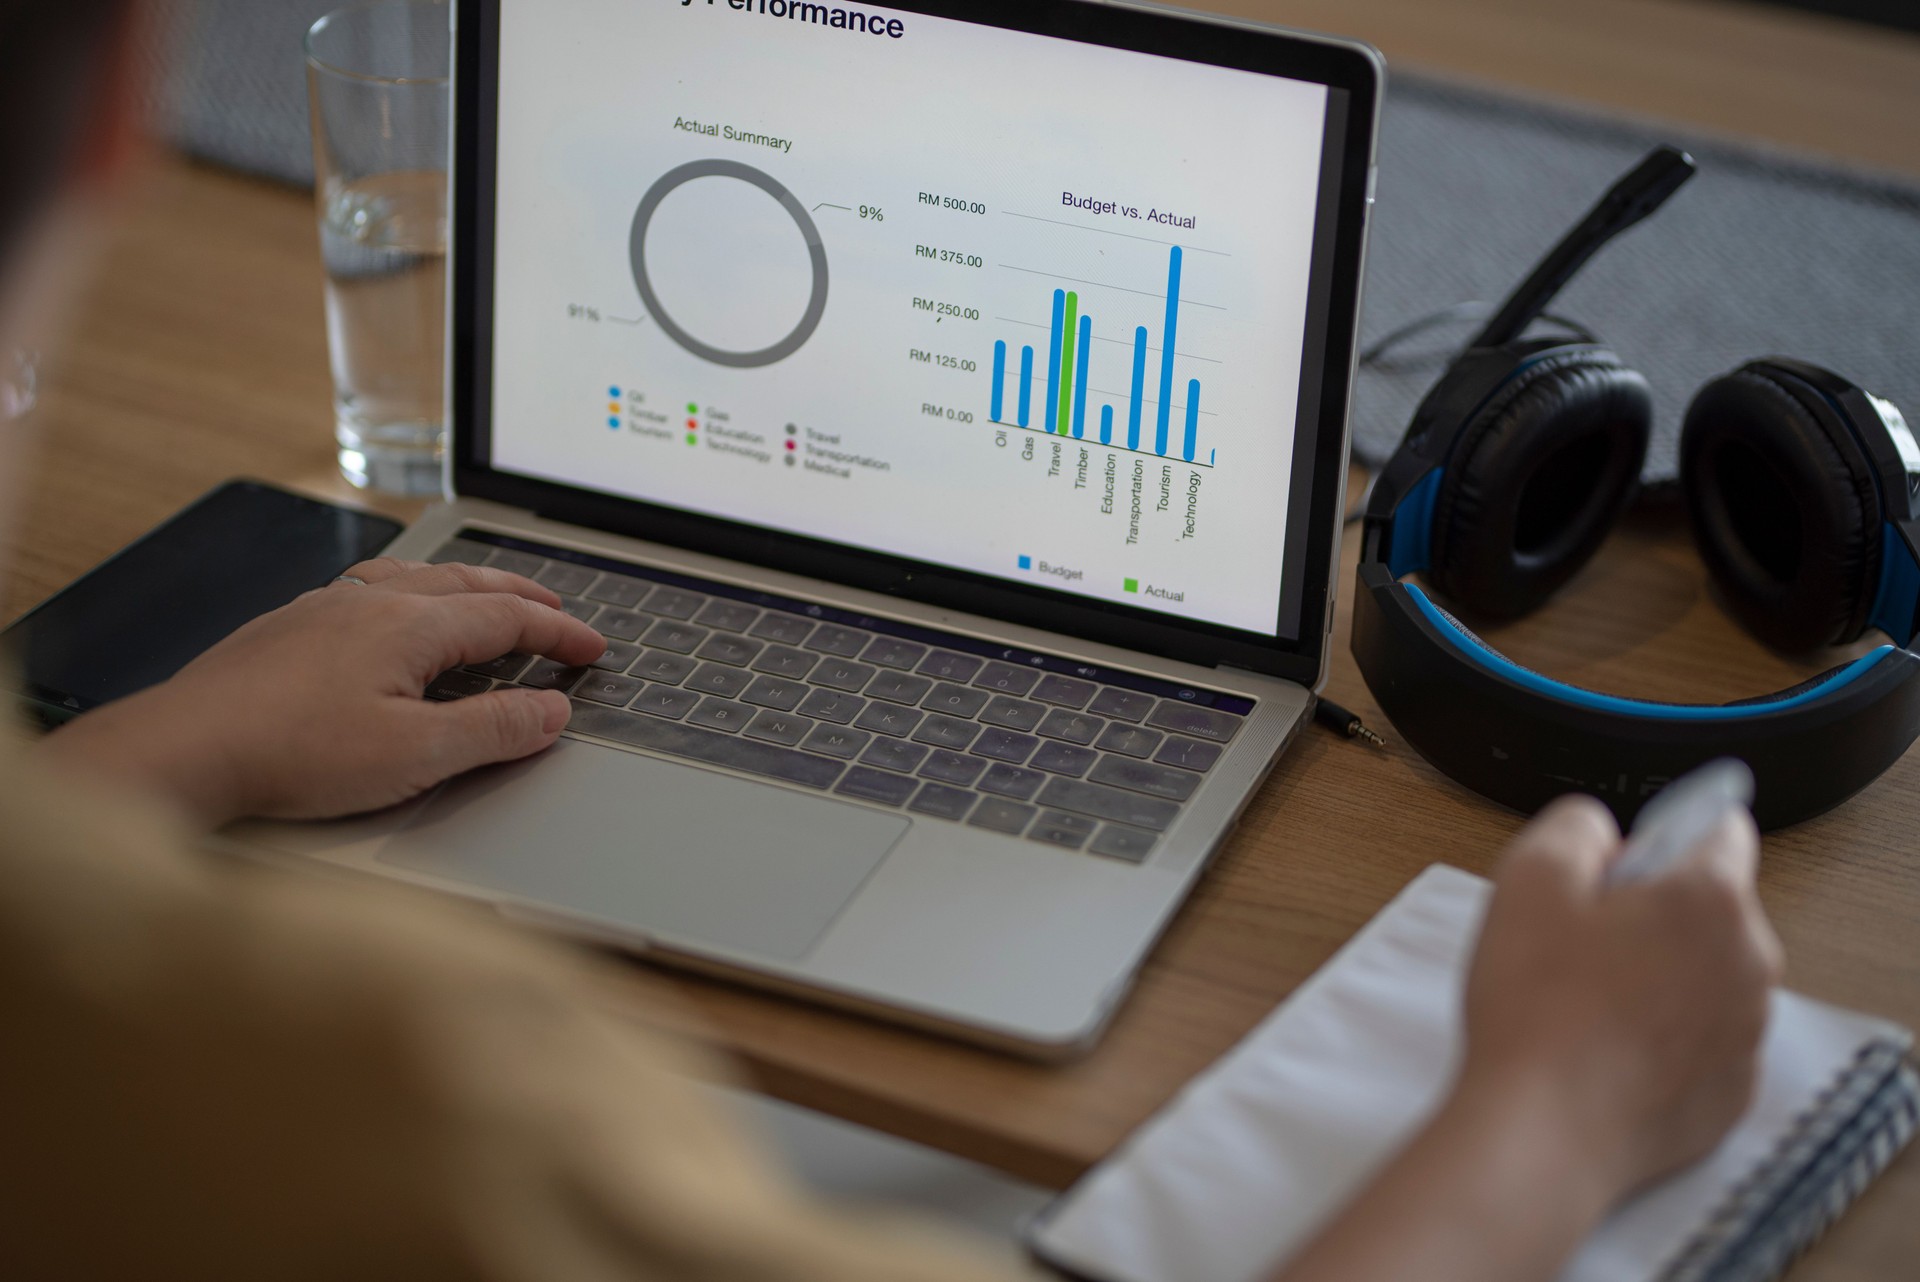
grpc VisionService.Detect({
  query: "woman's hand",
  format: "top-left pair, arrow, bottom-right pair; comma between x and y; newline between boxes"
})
1460,794 -> 1785,1200
1284,794 -> 1783,1282
39,558 -> 606,827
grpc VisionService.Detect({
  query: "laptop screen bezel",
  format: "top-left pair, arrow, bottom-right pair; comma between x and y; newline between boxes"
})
451,0 -> 1380,685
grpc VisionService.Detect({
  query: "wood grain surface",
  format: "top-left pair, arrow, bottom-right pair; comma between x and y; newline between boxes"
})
8,2 -> 1918,1276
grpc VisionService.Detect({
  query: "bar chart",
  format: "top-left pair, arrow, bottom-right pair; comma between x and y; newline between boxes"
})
986,245 -> 1211,467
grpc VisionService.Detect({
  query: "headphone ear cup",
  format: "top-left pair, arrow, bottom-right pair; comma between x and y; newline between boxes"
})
1681,366 -> 1882,651
1428,353 -> 1653,620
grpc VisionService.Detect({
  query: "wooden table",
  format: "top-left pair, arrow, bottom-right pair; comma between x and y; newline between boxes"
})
10,2 -> 1919,1276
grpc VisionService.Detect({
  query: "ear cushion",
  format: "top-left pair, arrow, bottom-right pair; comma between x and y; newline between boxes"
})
1428,351 -> 1653,619
1681,366 -> 1882,651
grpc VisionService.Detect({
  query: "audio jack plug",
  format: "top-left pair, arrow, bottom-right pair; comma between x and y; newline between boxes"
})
1315,698 -> 1387,749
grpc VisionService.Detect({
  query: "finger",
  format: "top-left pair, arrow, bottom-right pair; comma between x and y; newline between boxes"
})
417,591 -> 607,673
416,687 -> 572,777
339,556 -> 434,586
1676,810 -> 1784,983
367,560 -> 564,610
1497,793 -> 1621,906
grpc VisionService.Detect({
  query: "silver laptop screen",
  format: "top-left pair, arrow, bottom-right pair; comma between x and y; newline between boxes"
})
488,1 -> 1335,639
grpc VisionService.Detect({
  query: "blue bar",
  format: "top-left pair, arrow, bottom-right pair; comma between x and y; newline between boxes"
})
1128,326 -> 1148,452
1071,314 -> 1092,439
1184,379 -> 1201,461
991,341 -> 1007,423
1045,290 -> 1065,438
1017,345 -> 1034,428
1156,247 -> 1182,456
1100,405 -> 1114,445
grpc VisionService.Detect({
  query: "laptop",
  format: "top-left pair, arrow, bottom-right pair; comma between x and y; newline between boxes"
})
233,0 -> 1382,1058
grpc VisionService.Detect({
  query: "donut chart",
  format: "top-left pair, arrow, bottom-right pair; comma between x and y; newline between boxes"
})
628,159 -> 829,368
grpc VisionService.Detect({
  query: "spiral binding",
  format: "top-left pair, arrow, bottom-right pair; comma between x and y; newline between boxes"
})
1659,1043 -> 1919,1282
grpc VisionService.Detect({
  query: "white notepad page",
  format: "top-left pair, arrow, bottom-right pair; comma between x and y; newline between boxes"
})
1031,865 -> 1910,1282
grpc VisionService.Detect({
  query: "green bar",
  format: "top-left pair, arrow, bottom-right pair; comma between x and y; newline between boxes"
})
1056,291 -> 1078,434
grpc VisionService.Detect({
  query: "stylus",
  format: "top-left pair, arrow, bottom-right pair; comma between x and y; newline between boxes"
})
1605,759 -> 1756,887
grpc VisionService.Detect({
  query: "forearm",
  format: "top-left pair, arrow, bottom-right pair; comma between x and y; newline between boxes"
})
1277,1068 -> 1618,1282
36,686 -> 243,830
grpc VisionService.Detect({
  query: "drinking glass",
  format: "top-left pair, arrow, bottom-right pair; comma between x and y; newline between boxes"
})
306,1 -> 450,496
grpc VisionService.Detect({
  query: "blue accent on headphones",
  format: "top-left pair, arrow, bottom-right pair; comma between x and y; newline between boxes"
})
1869,524 -> 1920,642
1405,584 -> 1892,720
1387,469 -> 1442,578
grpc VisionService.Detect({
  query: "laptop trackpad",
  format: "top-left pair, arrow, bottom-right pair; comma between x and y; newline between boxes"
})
378,738 -> 907,962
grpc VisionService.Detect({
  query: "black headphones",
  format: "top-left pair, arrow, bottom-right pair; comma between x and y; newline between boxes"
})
1353,148 -> 1920,831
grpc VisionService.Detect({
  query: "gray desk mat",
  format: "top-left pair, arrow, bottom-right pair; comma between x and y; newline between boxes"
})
145,2 -> 1920,484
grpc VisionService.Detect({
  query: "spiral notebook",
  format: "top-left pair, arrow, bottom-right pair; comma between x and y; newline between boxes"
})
1028,865 -> 1918,1282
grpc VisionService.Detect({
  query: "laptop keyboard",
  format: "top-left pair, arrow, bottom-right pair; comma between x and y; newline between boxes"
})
423,533 -> 1256,865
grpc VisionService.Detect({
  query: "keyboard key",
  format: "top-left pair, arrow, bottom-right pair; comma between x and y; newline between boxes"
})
1089,687 -> 1156,723
1028,811 -> 1096,850
695,634 -> 764,667
1095,723 -> 1165,759
909,783 -> 977,821
594,609 -> 651,642
967,797 -> 1035,835
589,641 -> 641,674
1154,735 -> 1224,773
836,766 -> 918,807
1088,756 -> 1201,801
688,697 -> 752,733
586,573 -> 651,608
430,539 -> 492,566
577,673 -> 644,707
861,637 -> 929,670
695,600 -> 761,632
806,624 -> 873,658
854,703 -> 924,738
742,676 -> 808,711
866,672 -> 933,705
918,750 -> 986,786
972,729 -> 1038,764
485,549 -> 544,577
631,685 -> 701,720
912,715 -> 980,750
557,598 -> 600,624
812,659 -> 877,693
685,663 -> 754,698
1037,709 -> 1104,745
972,662 -> 1040,696
640,586 -> 707,620
745,710 -> 814,747
630,651 -> 699,685
569,701 -> 845,789
751,645 -> 819,678
859,739 -> 929,774
800,725 -> 872,760
919,650 -> 984,682
1032,674 -> 1098,708
1089,824 -> 1158,864
1146,700 -> 1244,743
978,763 -> 1046,801
535,562 -> 597,596
978,697 -> 1046,731
749,612 -> 815,645
1035,778 -> 1181,832
519,660 -> 588,692
465,652 -> 532,681
921,683 -> 989,718
798,688 -> 866,725
426,670 -> 492,701
642,620 -> 708,654
1031,742 -> 1098,777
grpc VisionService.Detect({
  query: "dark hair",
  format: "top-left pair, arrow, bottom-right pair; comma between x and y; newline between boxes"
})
0,2 -> 129,264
